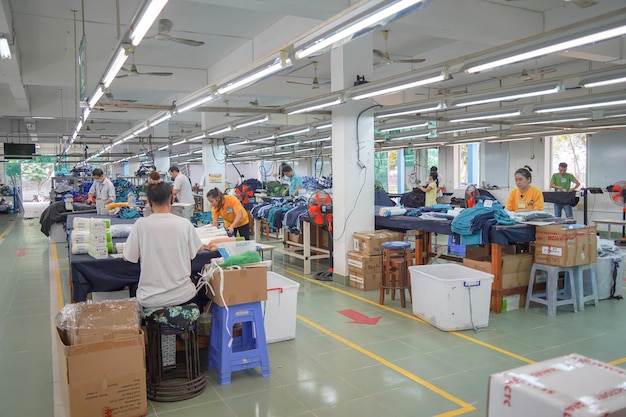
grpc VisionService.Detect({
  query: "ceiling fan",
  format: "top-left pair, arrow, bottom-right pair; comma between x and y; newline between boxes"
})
117,53 -> 173,79
374,30 -> 425,66
146,18 -> 204,47
102,92 -> 137,103
520,67 -> 557,81
286,62 -> 330,89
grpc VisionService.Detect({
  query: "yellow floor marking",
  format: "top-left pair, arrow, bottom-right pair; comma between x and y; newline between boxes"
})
609,357 -> 626,366
0,220 -> 16,243
52,243 -> 64,309
297,314 -> 475,416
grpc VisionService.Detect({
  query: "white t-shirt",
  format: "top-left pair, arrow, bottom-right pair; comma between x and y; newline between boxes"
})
123,213 -> 202,308
88,177 -> 116,203
173,173 -> 194,204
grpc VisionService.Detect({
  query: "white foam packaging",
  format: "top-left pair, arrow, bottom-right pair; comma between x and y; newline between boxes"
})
70,230 -> 90,244
487,354 -> 626,417
72,217 -> 91,231
88,218 -> 111,231
88,245 -> 108,259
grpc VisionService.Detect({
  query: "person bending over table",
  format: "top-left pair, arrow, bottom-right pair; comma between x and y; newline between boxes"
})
88,168 -> 116,205
206,187 -> 251,240
416,172 -> 439,206
549,162 -> 580,218
123,172 -> 207,308
505,165 -> 544,212
281,164 -> 302,197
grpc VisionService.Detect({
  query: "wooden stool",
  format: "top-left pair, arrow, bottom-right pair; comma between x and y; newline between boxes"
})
145,305 -> 206,402
380,241 -> 411,308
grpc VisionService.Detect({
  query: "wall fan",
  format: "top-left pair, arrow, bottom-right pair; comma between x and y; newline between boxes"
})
606,181 -> 626,245
308,190 -> 334,280
286,62 -> 330,89
146,18 -> 204,47
117,53 -> 173,78
374,30 -> 425,66
235,183 -> 255,210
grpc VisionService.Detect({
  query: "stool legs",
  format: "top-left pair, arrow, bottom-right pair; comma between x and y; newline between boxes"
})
526,264 -> 578,316
380,247 -> 410,308
573,264 -> 599,310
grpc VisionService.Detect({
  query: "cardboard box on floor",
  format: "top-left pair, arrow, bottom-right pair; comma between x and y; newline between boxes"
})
210,265 -> 268,306
347,251 -> 382,276
349,271 -> 379,291
352,230 -> 405,256
487,354 -> 626,417
67,299 -> 140,345
534,225 -> 597,267
463,254 -> 534,289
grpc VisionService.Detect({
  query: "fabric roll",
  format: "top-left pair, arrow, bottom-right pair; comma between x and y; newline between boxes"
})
70,230 -> 90,244
71,243 -> 89,255
378,207 -> 407,217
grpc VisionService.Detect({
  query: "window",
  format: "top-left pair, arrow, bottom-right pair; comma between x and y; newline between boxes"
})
454,143 -> 480,189
548,133 -> 587,188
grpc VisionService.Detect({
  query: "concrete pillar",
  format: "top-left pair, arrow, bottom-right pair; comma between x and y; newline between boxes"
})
330,33 -> 375,284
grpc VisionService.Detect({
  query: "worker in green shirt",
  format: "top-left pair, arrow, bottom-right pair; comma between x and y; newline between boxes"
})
549,162 -> 580,218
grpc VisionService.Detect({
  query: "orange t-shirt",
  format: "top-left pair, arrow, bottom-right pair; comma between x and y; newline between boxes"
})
211,195 -> 249,227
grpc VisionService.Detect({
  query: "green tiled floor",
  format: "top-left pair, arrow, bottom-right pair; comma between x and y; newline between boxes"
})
1,211 -> 626,417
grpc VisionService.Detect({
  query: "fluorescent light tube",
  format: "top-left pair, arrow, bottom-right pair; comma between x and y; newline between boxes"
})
134,124 -> 149,135
516,117 -> 590,125
122,134 -> 134,142
450,136 -> 498,144
352,74 -> 445,100
454,86 -> 560,107
88,87 -> 104,108
250,134 -> 276,143
102,48 -> 129,88
187,134 -> 206,142
389,132 -> 430,141
378,122 -> 428,133
149,111 -> 172,127
301,137 -> 331,144
229,140 -> 249,146
158,145 -> 169,150
278,127 -> 311,137
583,76 -> 626,88
296,0 -> 424,59
449,111 -> 521,123
487,137 -> 533,143
375,102 -> 446,118
0,36 -> 11,59
176,94 -> 216,113
467,24 -> 626,73
129,0 -> 169,46
233,115 -> 268,129
314,123 -> 332,130
75,120 -> 84,132
218,58 -> 293,95
208,126 -> 232,136
438,126 -> 488,135
113,140 -> 123,146
535,99 -> 626,113
287,97 -> 343,115
172,139 -> 187,146
510,130 -> 559,137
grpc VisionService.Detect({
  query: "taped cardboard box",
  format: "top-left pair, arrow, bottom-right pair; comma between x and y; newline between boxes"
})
57,330 -> 147,417
347,251 -> 382,276
462,254 -> 534,289
210,265 -> 268,306
67,299 -> 140,346
352,230 -> 405,255
534,224 -> 597,267
487,354 -> 626,417
348,271 -> 379,291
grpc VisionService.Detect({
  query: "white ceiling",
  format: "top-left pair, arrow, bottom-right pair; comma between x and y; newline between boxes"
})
1,0 -> 625,162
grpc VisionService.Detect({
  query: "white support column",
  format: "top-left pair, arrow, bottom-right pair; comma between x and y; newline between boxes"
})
330,34 -> 375,281
152,123 -> 170,173
202,137 -> 226,210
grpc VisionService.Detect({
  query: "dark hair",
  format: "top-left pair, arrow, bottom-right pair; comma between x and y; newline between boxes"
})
92,168 -> 104,177
206,187 -> 225,211
147,171 -> 161,185
430,166 -> 438,173
282,165 -> 293,175
168,165 -> 180,173
430,171 -> 439,187
146,180 -> 172,206
515,165 -> 533,180
559,162 -> 568,169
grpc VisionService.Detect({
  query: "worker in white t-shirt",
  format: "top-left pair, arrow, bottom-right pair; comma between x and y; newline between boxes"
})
123,172 -> 207,308
168,165 -> 194,204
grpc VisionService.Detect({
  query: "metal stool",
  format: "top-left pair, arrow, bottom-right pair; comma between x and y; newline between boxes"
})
145,305 -> 206,402
526,263 -> 577,316
380,241 -> 411,308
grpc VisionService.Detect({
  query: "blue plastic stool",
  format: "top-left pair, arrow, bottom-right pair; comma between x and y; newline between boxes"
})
380,241 -> 412,308
526,263 -> 577,316
208,302 -> 270,384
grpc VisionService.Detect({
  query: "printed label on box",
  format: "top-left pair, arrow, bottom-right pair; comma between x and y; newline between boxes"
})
541,246 -> 562,256
348,258 -> 363,269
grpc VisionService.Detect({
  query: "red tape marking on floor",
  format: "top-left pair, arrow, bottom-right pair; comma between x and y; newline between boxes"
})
17,248 -> 26,257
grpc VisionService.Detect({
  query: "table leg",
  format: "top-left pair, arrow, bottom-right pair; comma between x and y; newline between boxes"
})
490,243 -> 503,314
414,230 -> 424,265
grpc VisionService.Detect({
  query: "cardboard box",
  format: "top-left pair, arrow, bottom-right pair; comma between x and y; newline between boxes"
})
347,251 -> 382,276
534,225 -> 597,267
57,330 -> 147,417
487,354 -> 626,417
68,299 -> 140,345
352,230 -> 405,255
463,254 -> 534,289
210,265 -> 268,306
349,271 -> 380,291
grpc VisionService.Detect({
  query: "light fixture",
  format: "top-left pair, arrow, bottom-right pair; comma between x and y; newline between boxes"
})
75,119 -> 84,133
453,84 -> 560,107
207,126 -> 232,136
228,139 -> 249,146
133,124 -> 149,136
314,123 -> 332,130
375,101 -> 446,118
102,47 -> 130,88
0,35 -> 11,59
113,140 -> 124,146
82,107 -> 92,120
172,139 -> 187,146
534,95 -> 626,113
447,136 -> 498,145
233,114 -> 269,130
351,71 -> 448,100
175,91 -> 217,113
277,126 -> 312,138
149,111 -> 172,127
88,86 -> 105,108
158,144 -> 169,151
128,0 -> 169,46
187,133 -> 206,142
465,22 -> 626,73
487,137 -> 534,143
286,95 -> 344,115
217,55 -> 292,95
295,0 -> 425,59
515,117 -> 590,126
410,141 -> 445,148
449,110 -> 521,123
378,122 -> 428,133
438,126 -> 489,135
250,134 -> 276,143
301,136 -> 331,144
121,133 -> 134,142
510,130 -> 560,137
582,75 -> 626,89
388,130 -> 431,141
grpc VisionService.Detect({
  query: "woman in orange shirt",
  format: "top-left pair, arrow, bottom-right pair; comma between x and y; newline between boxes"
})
206,188 -> 251,239
505,166 -> 544,212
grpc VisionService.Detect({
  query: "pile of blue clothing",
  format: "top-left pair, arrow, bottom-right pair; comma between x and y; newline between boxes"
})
451,201 -> 515,245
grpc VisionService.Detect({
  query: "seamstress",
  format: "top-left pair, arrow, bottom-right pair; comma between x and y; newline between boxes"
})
505,165 -> 544,211
123,172 -> 207,308
87,168 -> 115,205
549,162 -> 580,218
416,172 -> 439,206
206,187 -> 251,240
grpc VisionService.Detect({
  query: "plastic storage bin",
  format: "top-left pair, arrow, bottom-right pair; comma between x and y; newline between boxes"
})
263,272 -> 300,343
409,264 -> 494,331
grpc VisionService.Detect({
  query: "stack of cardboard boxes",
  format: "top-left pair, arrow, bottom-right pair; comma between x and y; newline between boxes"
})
347,230 -> 406,290
534,224 -> 597,267
56,299 -> 146,417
